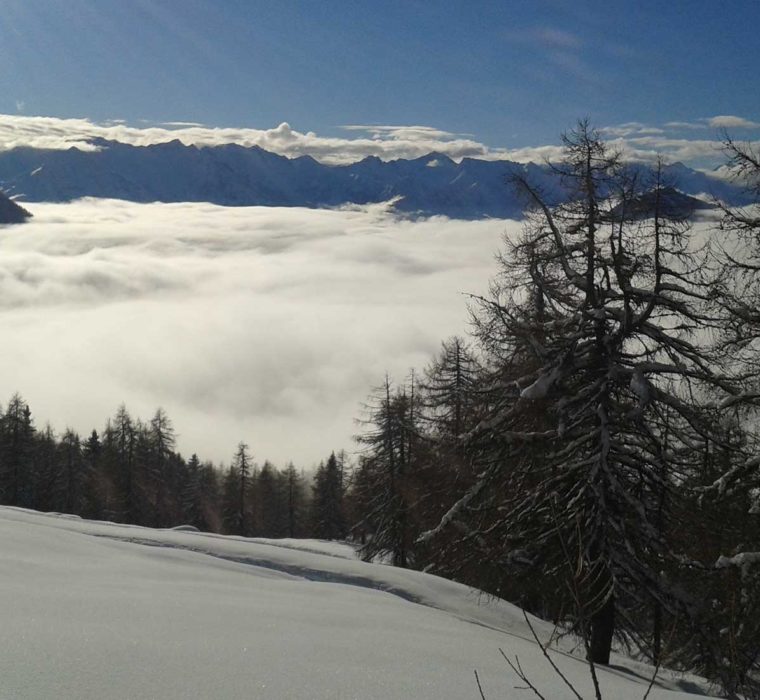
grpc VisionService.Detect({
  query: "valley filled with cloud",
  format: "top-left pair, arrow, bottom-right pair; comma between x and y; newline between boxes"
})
0,199 -> 514,466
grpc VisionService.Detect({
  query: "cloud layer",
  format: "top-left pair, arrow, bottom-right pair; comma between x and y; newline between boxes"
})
0,114 -> 507,165
0,200 -> 512,466
0,113 -> 757,168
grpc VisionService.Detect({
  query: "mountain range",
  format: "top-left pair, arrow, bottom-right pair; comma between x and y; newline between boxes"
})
0,139 -> 751,219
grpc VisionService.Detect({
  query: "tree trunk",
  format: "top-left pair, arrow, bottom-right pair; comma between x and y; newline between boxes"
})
589,593 -> 615,665
653,600 -> 662,666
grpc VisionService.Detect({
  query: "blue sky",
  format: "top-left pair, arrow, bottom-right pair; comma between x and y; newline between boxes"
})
0,0 -> 758,163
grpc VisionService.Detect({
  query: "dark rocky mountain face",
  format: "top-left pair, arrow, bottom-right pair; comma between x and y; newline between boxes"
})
0,140 -> 747,219
608,186 -> 715,221
0,190 -> 31,224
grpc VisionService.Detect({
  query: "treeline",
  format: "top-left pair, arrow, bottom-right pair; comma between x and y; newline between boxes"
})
347,123 -> 760,697
0,398 -> 348,540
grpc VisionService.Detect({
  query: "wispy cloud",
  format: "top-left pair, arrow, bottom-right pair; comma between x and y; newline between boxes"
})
707,115 -> 760,129
600,123 -> 665,138
505,25 -> 583,51
663,116 -> 760,131
531,27 -> 583,50
664,121 -> 706,130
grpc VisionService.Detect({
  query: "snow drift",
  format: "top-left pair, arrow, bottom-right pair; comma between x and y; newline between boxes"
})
0,507 -> 712,699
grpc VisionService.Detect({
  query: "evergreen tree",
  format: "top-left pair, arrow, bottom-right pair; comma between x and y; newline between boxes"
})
422,336 -> 480,439
57,429 -> 89,515
181,453 -> 203,527
282,462 -> 306,538
82,430 -> 104,518
102,405 -> 140,523
28,425 -> 56,512
354,376 -> 420,567
256,460 -> 287,537
312,452 -> 347,540
197,460 -> 222,532
145,408 -> 175,527
224,442 -> 252,536
221,463 -> 241,535
0,394 -> 35,507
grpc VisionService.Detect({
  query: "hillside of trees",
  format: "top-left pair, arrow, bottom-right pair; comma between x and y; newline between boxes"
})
348,124 -> 760,697
0,397 -> 350,543
0,123 -> 758,697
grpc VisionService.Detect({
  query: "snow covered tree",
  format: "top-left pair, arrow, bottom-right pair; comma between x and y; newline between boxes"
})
422,122 -> 743,665
688,133 -> 760,696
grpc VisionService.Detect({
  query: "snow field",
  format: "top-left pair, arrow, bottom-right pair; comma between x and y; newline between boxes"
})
0,507 -> 712,699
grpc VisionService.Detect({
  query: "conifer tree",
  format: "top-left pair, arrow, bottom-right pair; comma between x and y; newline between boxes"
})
224,442 -> 252,536
257,460 -> 287,537
181,453 -> 203,527
0,394 -> 35,507
312,452 -> 347,540
282,462 -> 306,538
354,376 -> 420,567
422,122 -> 743,665
102,405 -> 140,523
146,408 -> 175,527
57,429 -> 89,515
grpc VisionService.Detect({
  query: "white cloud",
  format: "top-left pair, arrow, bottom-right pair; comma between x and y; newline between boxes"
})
707,115 -> 760,129
0,199 -> 513,466
664,121 -> 706,130
0,112 -> 753,170
0,114 -> 512,165
611,135 -> 726,163
600,122 -> 665,138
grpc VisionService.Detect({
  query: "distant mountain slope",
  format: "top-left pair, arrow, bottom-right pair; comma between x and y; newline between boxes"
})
0,139 -> 748,219
609,186 -> 715,221
0,189 -> 31,224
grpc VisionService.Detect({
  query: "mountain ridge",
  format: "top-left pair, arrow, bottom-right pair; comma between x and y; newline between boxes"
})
0,139 -> 749,219
0,189 -> 32,224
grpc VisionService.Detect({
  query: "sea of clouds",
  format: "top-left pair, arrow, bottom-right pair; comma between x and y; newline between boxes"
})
0,200 -> 518,466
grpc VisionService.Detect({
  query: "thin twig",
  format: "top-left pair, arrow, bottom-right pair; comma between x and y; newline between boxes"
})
474,669 -> 487,700
520,610 -> 584,700
501,651 -> 547,700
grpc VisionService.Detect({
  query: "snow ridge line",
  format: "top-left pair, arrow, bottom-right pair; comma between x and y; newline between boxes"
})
86,531 -> 423,603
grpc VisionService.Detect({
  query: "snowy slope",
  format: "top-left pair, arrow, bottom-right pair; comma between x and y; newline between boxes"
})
0,507 -> 712,699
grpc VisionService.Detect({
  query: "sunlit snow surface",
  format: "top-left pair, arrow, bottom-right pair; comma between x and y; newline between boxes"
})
0,508 -> 712,699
